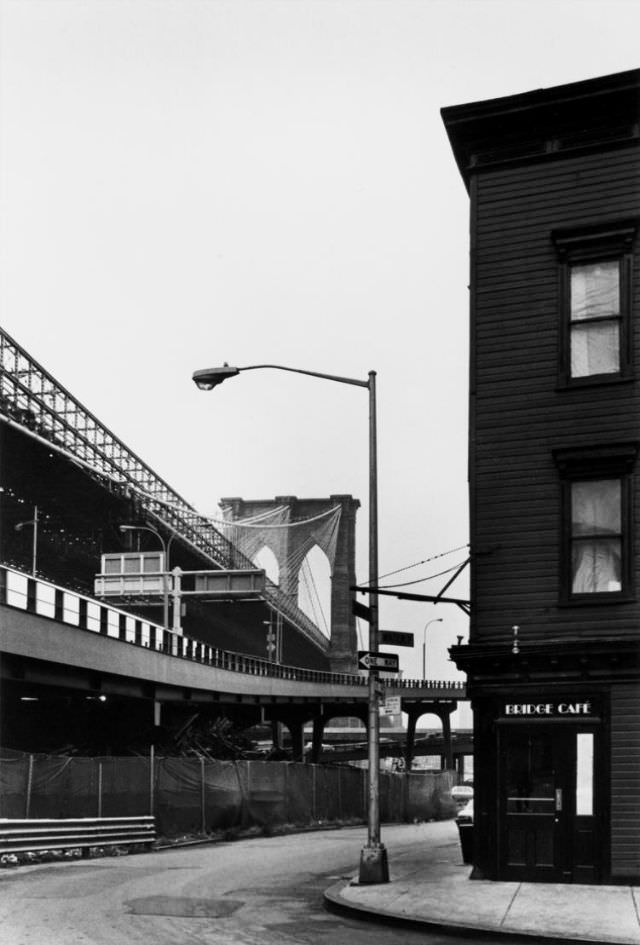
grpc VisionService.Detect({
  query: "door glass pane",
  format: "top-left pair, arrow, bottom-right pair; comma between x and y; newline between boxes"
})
506,734 -> 555,814
576,733 -> 594,816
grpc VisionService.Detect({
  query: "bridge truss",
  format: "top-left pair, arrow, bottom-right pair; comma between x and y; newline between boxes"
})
0,327 -> 327,651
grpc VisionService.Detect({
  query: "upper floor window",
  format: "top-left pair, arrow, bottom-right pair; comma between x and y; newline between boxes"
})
554,443 -> 638,603
571,478 -> 621,593
570,260 -> 620,378
554,221 -> 637,386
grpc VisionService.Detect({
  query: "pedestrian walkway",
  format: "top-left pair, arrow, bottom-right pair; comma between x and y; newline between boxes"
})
324,820 -> 640,945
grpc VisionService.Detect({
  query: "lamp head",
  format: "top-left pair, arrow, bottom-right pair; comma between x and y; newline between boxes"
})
192,364 -> 240,391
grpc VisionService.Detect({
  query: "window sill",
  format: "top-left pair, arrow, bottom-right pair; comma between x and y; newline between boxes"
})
558,594 -> 636,607
556,374 -> 634,392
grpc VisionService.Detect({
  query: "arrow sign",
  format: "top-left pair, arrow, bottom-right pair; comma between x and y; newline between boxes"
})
358,651 -> 399,672
380,630 -> 414,648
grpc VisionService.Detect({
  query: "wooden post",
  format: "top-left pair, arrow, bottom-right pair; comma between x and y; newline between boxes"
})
25,754 -> 34,819
149,745 -> 155,816
97,762 -> 103,818
312,764 -> 317,821
200,757 -> 206,835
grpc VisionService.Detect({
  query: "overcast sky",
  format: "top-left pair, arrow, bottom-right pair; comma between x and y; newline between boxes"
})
1,0 -> 638,702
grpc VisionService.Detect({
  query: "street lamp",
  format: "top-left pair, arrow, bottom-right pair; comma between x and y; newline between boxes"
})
119,524 -> 176,632
422,617 -> 443,681
15,505 -> 39,577
193,362 -> 389,884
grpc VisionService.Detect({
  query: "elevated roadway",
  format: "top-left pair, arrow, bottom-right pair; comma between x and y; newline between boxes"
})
0,565 -> 466,763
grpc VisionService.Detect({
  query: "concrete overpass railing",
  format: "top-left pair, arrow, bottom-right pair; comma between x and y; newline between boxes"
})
0,565 -> 466,699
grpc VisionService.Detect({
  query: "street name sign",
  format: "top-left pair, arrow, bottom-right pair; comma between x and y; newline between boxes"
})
357,651 -> 400,672
379,630 -> 414,648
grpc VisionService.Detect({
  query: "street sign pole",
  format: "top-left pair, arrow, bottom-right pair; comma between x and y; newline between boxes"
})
359,370 -> 389,884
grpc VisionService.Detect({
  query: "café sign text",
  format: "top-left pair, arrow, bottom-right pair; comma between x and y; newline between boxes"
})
504,701 -> 592,717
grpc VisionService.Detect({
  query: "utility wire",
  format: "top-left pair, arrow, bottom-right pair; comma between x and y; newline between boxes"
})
376,560 -> 468,589
360,542 -> 470,586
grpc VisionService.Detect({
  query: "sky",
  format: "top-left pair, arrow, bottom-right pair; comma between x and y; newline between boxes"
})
1,0 -> 639,712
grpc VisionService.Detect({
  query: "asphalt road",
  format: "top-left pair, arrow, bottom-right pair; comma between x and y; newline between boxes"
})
0,824 -> 496,945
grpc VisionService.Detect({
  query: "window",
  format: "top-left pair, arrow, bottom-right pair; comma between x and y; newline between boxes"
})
554,444 -> 637,602
553,221 -> 636,385
571,479 -> 621,593
570,260 -> 620,377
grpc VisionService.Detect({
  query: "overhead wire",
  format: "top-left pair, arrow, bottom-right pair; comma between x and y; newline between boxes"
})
360,542 -> 470,586
376,559 -> 468,589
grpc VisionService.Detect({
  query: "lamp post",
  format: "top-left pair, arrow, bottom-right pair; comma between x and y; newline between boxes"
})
193,362 -> 389,884
422,617 -> 443,681
119,524 -> 176,632
15,505 -> 39,576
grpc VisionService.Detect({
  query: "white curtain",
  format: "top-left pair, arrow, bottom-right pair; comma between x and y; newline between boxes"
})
571,479 -> 621,593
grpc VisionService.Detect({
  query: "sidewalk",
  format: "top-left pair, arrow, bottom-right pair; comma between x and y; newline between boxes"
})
324,820 -> 640,945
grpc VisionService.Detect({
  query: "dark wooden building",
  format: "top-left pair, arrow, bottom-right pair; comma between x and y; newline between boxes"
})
443,69 -> 640,884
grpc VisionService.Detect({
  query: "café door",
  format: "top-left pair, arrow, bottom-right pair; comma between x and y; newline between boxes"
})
499,725 -> 599,883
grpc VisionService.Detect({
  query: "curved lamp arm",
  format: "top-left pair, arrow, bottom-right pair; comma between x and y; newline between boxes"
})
193,363 -> 370,390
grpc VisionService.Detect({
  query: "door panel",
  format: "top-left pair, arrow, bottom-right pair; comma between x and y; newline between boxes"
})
499,726 -> 599,883
501,729 -> 564,880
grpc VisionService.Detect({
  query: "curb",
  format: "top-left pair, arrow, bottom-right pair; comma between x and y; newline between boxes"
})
323,880 -> 627,945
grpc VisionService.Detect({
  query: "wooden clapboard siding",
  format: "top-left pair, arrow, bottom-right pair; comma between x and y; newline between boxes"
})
471,144 -> 640,646
610,685 -> 640,877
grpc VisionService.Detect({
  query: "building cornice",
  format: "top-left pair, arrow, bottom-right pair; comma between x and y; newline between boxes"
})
441,68 -> 640,191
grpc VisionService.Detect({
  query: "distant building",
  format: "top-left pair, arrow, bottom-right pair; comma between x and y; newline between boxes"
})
443,69 -> 640,884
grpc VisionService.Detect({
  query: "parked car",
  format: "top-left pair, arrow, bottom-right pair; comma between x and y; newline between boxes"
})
451,784 -> 474,813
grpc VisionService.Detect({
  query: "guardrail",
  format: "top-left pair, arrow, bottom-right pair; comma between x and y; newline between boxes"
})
0,564 -> 369,687
0,564 -> 466,694
0,816 -> 156,856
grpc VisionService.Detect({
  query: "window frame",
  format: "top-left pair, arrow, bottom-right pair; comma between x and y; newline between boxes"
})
553,221 -> 636,388
554,444 -> 637,605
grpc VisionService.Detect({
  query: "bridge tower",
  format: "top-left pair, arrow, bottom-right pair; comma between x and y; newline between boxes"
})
220,495 -> 360,673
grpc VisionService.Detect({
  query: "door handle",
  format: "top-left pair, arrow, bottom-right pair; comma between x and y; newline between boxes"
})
555,788 -> 563,812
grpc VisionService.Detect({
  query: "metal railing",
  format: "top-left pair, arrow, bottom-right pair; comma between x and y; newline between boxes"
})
0,565 -> 366,687
0,326 -> 328,650
0,565 -> 466,694
0,816 -> 156,855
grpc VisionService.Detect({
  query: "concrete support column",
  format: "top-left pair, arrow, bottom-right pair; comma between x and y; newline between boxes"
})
440,707 -> 454,771
271,720 -> 283,751
309,716 -> 325,764
404,709 -> 420,772
287,720 -> 305,762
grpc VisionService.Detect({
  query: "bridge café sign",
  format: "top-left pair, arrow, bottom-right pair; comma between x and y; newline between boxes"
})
502,699 -> 596,718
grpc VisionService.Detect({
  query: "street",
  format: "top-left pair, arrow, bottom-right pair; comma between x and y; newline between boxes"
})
0,823 -> 499,945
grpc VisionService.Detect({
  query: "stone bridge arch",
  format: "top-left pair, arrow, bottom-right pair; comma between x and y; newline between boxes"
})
220,494 -> 360,672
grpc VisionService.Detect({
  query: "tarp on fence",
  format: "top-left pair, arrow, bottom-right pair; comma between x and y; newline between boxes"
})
0,749 -> 458,836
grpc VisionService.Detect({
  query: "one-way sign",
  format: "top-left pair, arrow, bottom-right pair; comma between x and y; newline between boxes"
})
358,651 -> 400,672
